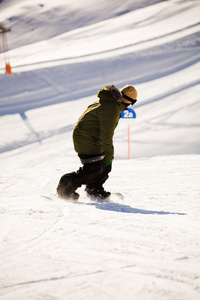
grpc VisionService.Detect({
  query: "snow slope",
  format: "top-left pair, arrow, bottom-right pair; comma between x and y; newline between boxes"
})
0,0 -> 200,299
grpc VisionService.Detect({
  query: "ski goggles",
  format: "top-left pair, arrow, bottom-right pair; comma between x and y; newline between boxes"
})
121,92 -> 137,105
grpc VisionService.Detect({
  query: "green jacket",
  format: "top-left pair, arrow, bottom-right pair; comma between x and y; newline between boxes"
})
73,85 -> 128,161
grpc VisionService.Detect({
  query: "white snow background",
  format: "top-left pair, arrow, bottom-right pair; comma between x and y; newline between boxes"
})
0,0 -> 200,299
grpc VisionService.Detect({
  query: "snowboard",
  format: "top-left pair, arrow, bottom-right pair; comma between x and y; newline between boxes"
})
41,192 -> 124,201
87,192 -> 124,201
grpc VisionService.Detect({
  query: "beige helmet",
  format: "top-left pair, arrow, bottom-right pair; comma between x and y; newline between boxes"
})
121,85 -> 137,105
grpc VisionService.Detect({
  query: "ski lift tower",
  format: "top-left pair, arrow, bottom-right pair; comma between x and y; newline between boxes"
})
0,23 -> 12,74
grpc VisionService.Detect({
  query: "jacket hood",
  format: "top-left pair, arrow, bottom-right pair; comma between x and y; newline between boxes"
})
97,85 -> 122,103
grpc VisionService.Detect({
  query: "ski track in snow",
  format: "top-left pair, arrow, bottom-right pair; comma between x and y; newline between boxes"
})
0,0 -> 200,299
0,157 -> 200,300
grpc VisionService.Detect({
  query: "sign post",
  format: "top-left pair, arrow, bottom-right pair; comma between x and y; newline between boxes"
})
121,108 -> 136,159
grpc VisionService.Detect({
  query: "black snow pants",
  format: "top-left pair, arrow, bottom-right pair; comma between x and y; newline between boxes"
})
77,159 -> 112,189
57,156 -> 112,196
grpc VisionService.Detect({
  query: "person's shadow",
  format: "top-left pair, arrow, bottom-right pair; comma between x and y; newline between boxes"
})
86,200 -> 186,215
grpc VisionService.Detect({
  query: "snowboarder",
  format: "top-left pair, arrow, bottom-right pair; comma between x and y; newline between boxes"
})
57,84 -> 137,200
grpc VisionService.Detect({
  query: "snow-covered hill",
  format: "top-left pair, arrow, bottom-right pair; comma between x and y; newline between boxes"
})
0,0 -> 200,157
0,0 -> 200,299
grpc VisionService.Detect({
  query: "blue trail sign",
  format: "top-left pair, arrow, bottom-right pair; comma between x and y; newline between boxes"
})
121,108 -> 136,119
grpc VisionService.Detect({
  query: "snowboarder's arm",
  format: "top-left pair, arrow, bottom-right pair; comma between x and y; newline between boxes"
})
98,104 -> 119,161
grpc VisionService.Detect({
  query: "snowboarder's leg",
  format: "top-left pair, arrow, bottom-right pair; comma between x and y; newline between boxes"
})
57,158 -> 111,199
57,161 -> 104,199
57,172 -> 81,199
76,160 -> 105,184
84,161 -> 112,198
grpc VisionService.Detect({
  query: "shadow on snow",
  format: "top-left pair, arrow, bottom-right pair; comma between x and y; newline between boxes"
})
86,201 -> 186,215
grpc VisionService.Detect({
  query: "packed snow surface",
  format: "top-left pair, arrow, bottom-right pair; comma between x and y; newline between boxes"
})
0,0 -> 200,299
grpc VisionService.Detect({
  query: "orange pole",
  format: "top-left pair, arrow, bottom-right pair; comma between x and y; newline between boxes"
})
128,123 -> 130,159
6,63 -> 12,74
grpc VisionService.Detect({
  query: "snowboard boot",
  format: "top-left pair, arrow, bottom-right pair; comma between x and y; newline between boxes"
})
85,185 -> 111,199
57,172 -> 81,200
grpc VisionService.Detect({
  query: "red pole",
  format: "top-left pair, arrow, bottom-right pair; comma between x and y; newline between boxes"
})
6,63 -> 12,74
128,123 -> 130,159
